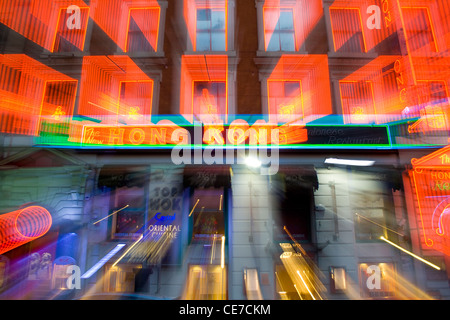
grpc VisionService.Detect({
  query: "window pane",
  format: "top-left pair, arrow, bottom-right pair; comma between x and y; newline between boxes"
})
197,9 -> 211,22
211,10 -> 225,30
280,33 -> 295,51
279,10 -> 294,30
211,31 -> 226,51
267,33 -> 281,51
284,82 -> 300,97
196,31 -> 211,51
197,9 -> 211,31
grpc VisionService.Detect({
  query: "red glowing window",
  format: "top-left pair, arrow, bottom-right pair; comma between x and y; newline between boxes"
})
193,82 -> 227,123
402,7 -> 438,53
184,0 -> 228,52
340,81 -> 376,124
0,54 -> 77,136
330,8 -> 366,53
180,55 -> 228,123
78,55 -> 154,124
268,80 -> 303,123
416,80 -> 448,106
264,8 -> 296,52
261,0 -> 323,53
266,55 -> 332,124
0,1 -> 90,52
90,0 -> 161,52
40,80 -> 78,136
53,5 -> 90,52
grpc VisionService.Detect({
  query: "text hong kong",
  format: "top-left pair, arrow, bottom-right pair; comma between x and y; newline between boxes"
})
81,121 -> 308,147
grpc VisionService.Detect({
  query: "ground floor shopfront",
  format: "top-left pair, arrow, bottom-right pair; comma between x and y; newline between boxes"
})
0,147 -> 449,300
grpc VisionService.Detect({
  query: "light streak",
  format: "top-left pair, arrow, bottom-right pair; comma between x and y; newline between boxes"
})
189,199 -> 200,217
221,236 -> 225,269
296,270 -> 316,300
112,234 -> 144,268
92,205 -> 129,225
325,158 -> 375,166
81,243 -> 126,278
355,213 -> 405,237
380,236 -> 441,270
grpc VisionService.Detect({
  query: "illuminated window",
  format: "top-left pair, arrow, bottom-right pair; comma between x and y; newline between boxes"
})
193,81 -> 227,124
359,263 -> 396,299
259,0 -> 324,53
126,8 -> 161,52
90,0 -> 162,53
104,264 -> 141,293
330,8 -> 366,53
190,189 -> 225,241
196,8 -> 226,51
416,80 -> 448,106
180,55 -> 229,123
264,8 -> 295,52
330,267 -> 347,293
402,7 -> 438,53
78,55 -> 154,125
268,80 -> 302,123
0,1 -> 89,52
339,81 -> 375,124
185,265 -> 227,300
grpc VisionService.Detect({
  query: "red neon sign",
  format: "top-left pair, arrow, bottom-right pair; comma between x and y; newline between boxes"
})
267,55 -> 332,124
77,55 -> 154,124
90,0 -> 161,52
262,0 -> 323,52
0,206 -> 52,255
411,145 -> 450,256
80,119 -> 308,147
180,55 -> 228,124
0,54 -> 78,136
0,0 -> 89,52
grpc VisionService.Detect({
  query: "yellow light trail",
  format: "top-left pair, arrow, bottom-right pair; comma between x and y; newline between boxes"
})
189,199 -> 200,217
93,205 -> 129,225
296,270 -> 316,300
356,213 -> 405,236
112,234 -> 144,268
221,236 -> 225,269
380,236 -> 441,270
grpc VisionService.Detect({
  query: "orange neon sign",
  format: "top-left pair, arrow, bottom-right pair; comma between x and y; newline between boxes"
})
80,120 -> 308,147
267,55 -> 332,124
0,206 -> 52,255
0,54 -> 78,136
180,55 -> 228,124
0,0 -> 90,52
411,145 -> 450,256
90,0 -> 161,52
77,55 -> 154,125
328,0 -> 402,54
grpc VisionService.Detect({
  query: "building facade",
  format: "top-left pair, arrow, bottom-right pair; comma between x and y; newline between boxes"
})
0,0 -> 449,300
